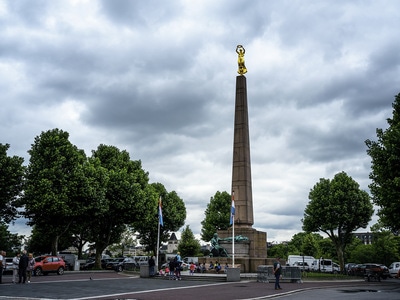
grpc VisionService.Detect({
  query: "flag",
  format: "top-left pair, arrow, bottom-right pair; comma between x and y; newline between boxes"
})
230,191 -> 235,225
158,196 -> 164,226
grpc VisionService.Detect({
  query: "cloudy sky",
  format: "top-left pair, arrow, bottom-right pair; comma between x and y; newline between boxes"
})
1,0 -> 400,244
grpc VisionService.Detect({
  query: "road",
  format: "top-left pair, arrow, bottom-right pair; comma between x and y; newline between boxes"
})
0,271 -> 399,300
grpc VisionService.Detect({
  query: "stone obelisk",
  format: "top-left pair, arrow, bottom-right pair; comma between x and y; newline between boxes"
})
232,74 -> 254,227
217,45 -> 267,272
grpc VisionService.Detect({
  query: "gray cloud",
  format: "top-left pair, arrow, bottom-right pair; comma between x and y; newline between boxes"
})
2,0 -> 400,243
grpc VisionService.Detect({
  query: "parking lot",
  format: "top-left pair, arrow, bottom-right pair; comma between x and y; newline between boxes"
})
0,271 -> 399,300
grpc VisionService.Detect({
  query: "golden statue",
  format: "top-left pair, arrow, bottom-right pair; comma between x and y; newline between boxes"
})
236,45 -> 247,75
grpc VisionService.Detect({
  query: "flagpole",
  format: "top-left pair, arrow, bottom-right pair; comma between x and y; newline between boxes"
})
156,196 -> 162,271
156,217 -> 160,270
232,191 -> 235,267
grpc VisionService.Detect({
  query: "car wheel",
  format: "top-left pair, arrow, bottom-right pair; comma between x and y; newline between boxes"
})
57,267 -> 64,275
35,268 -> 42,276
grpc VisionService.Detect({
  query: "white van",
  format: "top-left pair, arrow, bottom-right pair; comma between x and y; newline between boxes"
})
287,255 -> 315,267
311,258 -> 340,273
389,262 -> 400,278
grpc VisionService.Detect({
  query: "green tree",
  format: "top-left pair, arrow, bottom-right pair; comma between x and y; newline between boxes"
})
0,143 -> 24,224
85,144 -> 149,268
131,182 -> 186,254
366,93 -> 400,234
316,238 -> 338,261
23,129 -> 87,255
201,191 -> 231,242
301,234 -> 319,257
302,171 -> 373,272
27,224 -> 74,255
344,236 -> 363,263
370,223 -> 400,266
178,225 -> 201,257
348,243 -> 374,264
0,223 -> 24,255
268,243 -> 290,259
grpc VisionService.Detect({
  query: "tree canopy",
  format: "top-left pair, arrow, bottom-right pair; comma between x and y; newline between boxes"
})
302,171 -> 373,272
131,182 -> 186,255
178,225 -> 201,257
366,92 -> 400,234
200,191 -> 231,242
0,143 -> 24,224
85,144 -> 149,268
23,129 -> 87,255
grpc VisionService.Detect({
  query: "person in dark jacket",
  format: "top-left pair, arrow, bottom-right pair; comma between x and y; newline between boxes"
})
148,256 -> 155,277
18,250 -> 29,284
273,257 -> 282,290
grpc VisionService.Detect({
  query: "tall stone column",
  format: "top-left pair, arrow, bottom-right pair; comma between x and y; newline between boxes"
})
231,75 -> 253,227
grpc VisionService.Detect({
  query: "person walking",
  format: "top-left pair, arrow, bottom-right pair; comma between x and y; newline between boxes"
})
26,253 -> 35,283
174,252 -> 182,280
168,258 -> 175,280
18,250 -> 29,284
273,257 -> 282,290
12,252 -> 20,284
148,256 -> 155,277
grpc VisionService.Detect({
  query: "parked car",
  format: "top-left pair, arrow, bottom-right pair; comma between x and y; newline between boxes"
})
350,263 -> 389,280
293,261 -> 310,272
34,256 -> 66,276
344,263 -> 357,275
59,253 -> 77,271
105,258 -> 125,270
3,257 -> 14,274
81,258 -> 110,270
388,262 -> 400,278
114,257 -> 137,272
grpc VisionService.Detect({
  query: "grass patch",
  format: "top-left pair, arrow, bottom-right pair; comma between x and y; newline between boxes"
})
302,272 -> 351,280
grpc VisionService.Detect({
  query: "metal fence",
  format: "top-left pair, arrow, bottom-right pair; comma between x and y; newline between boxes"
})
257,265 -> 302,283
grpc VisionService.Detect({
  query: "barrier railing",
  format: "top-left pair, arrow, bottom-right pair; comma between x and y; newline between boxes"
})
257,265 -> 302,283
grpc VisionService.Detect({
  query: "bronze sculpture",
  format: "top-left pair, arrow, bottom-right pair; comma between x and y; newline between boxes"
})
236,45 -> 247,75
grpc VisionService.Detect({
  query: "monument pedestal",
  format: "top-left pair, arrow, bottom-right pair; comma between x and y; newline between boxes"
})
217,227 -> 267,273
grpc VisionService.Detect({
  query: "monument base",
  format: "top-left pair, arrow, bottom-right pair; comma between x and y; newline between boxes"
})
209,227 -> 267,272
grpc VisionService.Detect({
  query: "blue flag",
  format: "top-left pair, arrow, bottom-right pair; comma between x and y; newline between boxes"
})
158,196 -> 164,226
230,192 -> 235,225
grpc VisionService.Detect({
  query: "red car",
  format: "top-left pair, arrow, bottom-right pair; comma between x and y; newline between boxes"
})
34,256 -> 66,276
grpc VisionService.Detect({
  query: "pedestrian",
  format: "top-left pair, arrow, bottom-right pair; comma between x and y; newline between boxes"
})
224,263 -> 229,273
208,261 -> 214,270
18,250 -> 29,284
26,253 -> 35,283
174,252 -> 182,280
12,252 -> 20,284
200,263 -> 206,273
189,262 -> 195,275
215,261 -> 221,273
0,250 -> 5,284
273,257 -> 282,290
168,258 -> 175,279
148,256 -> 155,277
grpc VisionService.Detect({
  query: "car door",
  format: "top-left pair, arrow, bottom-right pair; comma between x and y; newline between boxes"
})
42,257 -> 56,272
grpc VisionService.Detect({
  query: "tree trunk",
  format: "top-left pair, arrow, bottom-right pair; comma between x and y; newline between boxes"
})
51,235 -> 59,256
95,244 -> 107,269
335,244 -> 345,274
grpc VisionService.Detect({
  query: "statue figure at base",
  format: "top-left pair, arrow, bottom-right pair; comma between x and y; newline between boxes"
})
236,45 -> 247,75
210,233 -> 229,257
